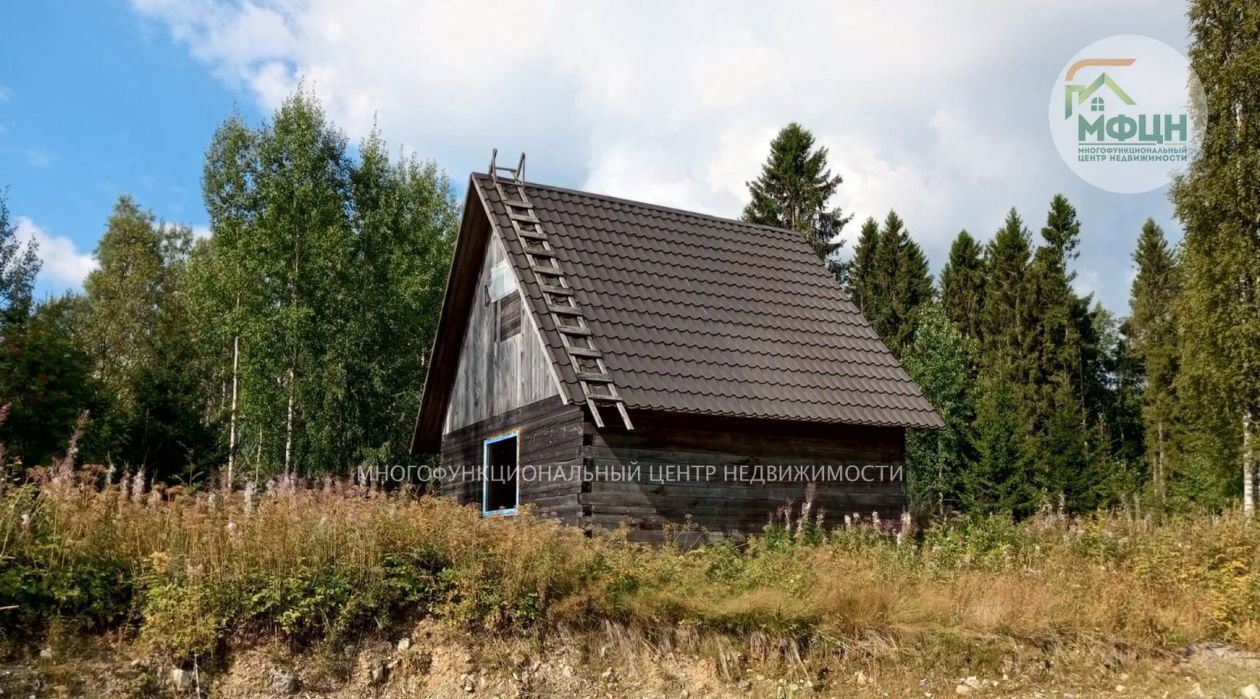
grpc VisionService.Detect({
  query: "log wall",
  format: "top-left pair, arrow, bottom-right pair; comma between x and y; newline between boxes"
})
440,404 -> 907,540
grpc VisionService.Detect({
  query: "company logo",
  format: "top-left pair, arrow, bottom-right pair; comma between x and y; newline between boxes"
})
1048,35 -> 1203,194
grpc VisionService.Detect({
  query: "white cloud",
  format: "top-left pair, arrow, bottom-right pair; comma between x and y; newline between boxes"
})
0,85 -> 12,102
15,217 -> 97,290
191,224 -> 211,239
130,0 -> 1188,311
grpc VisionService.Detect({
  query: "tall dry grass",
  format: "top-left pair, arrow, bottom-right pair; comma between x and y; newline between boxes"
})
2,468 -> 1258,664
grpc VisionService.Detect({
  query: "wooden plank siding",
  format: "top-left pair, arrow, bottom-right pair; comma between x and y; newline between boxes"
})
440,404 -> 907,540
579,411 -> 906,541
444,229 -> 561,433
439,396 -> 585,521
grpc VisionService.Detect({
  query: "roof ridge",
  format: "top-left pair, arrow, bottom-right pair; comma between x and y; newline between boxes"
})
472,172 -> 804,242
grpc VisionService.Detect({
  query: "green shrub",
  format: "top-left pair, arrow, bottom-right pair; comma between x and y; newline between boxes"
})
2,475 -> 1258,658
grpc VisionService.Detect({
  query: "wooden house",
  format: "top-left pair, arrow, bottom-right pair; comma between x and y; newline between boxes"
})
411,155 -> 942,539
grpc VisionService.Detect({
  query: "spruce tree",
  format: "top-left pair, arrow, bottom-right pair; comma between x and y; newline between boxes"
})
1040,194 -> 1081,267
848,217 -> 881,312
973,209 -> 1037,513
1024,196 -> 1094,509
980,209 -> 1033,376
1092,306 -> 1145,499
939,230 -> 985,340
744,123 -> 852,275
868,211 -> 932,356
1126,219 -> 1180,497
1172,0 -> 1260,513
967,374 -> 1034,515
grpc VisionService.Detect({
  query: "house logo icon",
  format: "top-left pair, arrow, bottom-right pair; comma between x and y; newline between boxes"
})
1062,59 -> 1136,119
1047,35 -> 1203,194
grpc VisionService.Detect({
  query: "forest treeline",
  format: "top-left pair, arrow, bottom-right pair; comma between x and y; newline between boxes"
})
731,0 -> 1258,517
0,96 -> 457,484
0,0 -> 1256,517
743,124 -> 1155,514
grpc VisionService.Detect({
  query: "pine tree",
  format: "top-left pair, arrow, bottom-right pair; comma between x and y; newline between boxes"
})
939,230 -> 985,340
1172,0 -> 1260,514
1126,219 -> 1180,497
743,123 -> 852,276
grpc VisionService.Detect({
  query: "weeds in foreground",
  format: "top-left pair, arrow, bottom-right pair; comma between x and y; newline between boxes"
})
1,470 -> 1258,663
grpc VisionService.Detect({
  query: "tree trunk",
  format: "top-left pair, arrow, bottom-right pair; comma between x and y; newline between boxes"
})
283,363 -> 295,476
1245,408 -> 1255,517
226,331 -> 240,489
1155,420 -> 1166,499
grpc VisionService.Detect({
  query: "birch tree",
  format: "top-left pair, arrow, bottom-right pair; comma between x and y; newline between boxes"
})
192,91 -> 456,480
1173,0 -> 1260,513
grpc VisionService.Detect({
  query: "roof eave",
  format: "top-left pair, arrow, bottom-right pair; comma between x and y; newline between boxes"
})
409,180 -> 491,454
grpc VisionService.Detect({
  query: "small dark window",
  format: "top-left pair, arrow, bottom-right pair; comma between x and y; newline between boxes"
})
496,293 -> 521,340
483,434 -> 518,515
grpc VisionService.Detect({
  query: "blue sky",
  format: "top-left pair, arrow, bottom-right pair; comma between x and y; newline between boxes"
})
2,1 -> 1192,313
0,1 -> 260,296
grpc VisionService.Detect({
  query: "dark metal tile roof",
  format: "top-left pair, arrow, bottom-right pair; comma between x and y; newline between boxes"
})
473,173 -> 943,430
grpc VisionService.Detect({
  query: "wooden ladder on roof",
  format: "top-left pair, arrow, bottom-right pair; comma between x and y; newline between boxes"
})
487,150 -> 633,431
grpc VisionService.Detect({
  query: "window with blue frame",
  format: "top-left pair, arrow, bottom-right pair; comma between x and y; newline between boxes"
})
482,433 -> 519,515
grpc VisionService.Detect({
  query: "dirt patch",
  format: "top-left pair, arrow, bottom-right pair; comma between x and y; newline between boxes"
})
4,625 -> 1260,698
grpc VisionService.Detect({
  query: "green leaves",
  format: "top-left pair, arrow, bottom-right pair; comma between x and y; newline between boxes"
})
0,296 -> 97,468
1172,0 -> 1260,510
0,189 -> 39,328
77,196 -> 213,479
904,303 -> 977,516
191,90 -> 457,479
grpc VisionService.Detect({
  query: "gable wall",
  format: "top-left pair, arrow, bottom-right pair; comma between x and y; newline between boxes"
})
444,230 -> 560,434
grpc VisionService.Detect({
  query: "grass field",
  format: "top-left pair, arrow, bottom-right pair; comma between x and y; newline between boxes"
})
2,468 -> 1259,696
